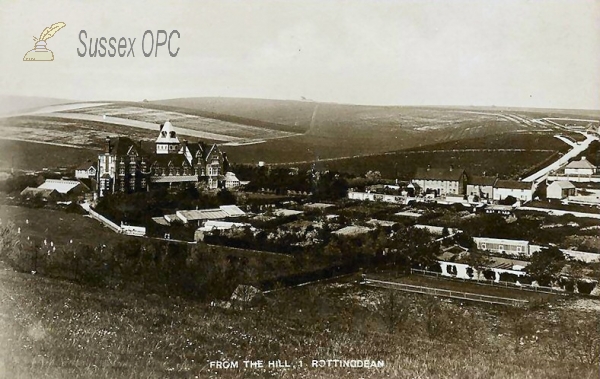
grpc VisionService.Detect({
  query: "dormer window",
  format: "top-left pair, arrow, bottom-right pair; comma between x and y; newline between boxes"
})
170,131 -> 176,138
161,131 -> 167,137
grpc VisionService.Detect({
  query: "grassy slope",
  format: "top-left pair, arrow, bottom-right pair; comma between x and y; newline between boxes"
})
0,140 -> 98,171
2,98 -> 593,172
0,96 -> 73,116
0,204 -> 131,247
277,133 -> 569,179
0,263 -> 598,379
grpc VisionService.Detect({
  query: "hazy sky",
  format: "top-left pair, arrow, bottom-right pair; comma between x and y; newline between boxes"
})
1,0 -> 599,108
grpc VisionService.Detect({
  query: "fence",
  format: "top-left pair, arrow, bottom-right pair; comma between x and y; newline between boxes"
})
411,268 -> 564,295
85,206 -> 146,236
363,277 -> 528,307
87,207 -> 121,233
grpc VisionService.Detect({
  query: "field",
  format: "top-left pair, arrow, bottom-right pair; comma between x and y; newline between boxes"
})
1,262 -> 599,379
291,150 -> 557,180
0,140 -> 98,171
0,97 -> 596,176
63,103 -> 299,142
0,204 -> 132,247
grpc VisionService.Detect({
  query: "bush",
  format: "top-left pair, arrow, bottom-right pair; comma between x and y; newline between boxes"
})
576,280 -> 597,295
482,269 -> 496,281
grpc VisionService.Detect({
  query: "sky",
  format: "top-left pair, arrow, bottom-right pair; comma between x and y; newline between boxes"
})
1,0 -> 599,109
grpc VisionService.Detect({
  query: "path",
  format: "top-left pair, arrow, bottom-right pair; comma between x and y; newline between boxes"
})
521,133 -> 599,183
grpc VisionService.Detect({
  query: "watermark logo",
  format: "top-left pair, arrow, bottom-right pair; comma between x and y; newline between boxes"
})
23,22 -> 66,61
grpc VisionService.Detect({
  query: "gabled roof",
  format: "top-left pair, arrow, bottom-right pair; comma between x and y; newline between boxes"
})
156,121 -> 180,144
76,160 -> 96,170
205,144 -> 222,160
468,176 -> 498,186
150,154 -> 191,168
414,167 -> 466,181
108,137 -> 148,157
566,157 -> 596,170
20,187 -> 59,198
175,205 -> 246,223
548,180 -> 576,189
495,180 -> 532,190
38,179 -> 83,194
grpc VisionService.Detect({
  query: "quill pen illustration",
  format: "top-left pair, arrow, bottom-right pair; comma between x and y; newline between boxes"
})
24,22 -> 66,61
34,22 -> 66,42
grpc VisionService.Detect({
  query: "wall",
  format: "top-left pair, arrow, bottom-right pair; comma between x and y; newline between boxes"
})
87,207 -> 121,233
121,223 -> 146,237
466,184 -> 494,199
493,187 -> 533,202
474,237 -> 529,256
438,260 -> 527,283
347,191 -> 407,204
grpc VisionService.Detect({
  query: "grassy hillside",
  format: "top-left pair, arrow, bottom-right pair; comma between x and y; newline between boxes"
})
0,96 -> 73,116
292,150 -> 557,180
3,97 -> 594,172
0,140 -> 98,171
1,262 -> 598,379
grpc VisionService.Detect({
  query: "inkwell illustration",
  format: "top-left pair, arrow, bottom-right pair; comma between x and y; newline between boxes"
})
23,22 -> 66,61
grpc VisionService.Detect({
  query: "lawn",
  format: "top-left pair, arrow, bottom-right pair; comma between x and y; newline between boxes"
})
0,262 -> 598,379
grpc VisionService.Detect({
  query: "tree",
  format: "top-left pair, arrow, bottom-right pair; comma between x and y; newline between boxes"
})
499,195 -> 517,205
526,246 -> 566,286
462,251 -> 492,280
455,231 -> 475,249
390,226 -> 440,270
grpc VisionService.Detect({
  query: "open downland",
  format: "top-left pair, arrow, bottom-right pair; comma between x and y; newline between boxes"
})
0,263 -> 598,379
289,150 -> 557,180
0,140 -> 98,171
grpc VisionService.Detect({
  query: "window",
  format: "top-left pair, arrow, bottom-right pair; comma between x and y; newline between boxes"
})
481,243 -> 487,250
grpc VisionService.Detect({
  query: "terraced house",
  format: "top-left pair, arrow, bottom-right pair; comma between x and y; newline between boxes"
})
411,165 -> 468,196
97,121 -> 239,197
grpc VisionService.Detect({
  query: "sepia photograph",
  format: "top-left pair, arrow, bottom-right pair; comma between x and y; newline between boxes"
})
0,0 -> 599,378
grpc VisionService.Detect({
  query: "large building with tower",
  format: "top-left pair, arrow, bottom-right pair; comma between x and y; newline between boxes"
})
97,121 -> 240,197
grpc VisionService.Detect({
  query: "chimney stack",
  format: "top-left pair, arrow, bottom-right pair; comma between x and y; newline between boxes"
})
427,164 -> 431,172
106,136 -> 111,154
449,164 -> 454,171
581,156 -> 586,161
159,123 -> 165,131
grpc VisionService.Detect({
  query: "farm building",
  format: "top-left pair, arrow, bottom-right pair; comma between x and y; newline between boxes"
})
37,179 -> 90,199
564,157 -> 596,176
155,205 -> 246,227
473,237 -> 530,256
20,187 -> 61,201
466,176 -> 498,201
194,220 -> 254,241
411,166 -> 467,196
97,121 -> 241,197
492,180 -> 534,202
546,180 -> 576,199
